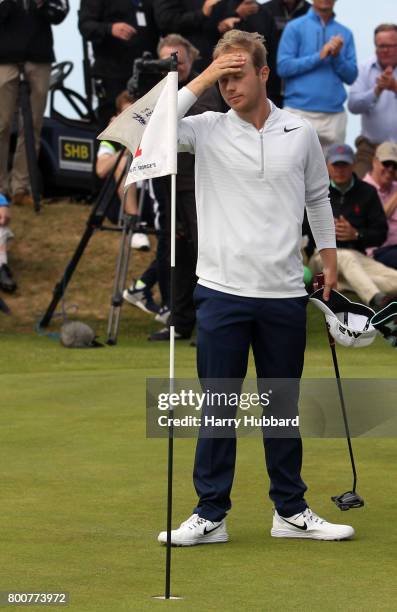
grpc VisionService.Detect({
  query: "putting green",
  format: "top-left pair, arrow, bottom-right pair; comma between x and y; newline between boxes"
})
1,308 -> 396,611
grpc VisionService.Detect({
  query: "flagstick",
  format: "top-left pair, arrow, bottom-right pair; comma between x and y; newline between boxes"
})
165,171 -> 176,599
164,65 -> 179,601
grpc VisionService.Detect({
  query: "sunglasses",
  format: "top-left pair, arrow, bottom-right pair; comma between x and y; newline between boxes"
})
381,160 -> 397,171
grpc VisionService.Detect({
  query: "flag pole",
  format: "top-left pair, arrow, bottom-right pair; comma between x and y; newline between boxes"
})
108,60 -> 181,600
165,171 -> 176,599
165,62 -> 178,600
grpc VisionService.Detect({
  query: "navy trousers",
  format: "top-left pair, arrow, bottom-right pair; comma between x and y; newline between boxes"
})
373,245 -> 397,270
192,285 -> 308,521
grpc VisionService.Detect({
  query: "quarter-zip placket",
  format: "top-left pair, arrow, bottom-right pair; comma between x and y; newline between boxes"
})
259,127 -> 265,177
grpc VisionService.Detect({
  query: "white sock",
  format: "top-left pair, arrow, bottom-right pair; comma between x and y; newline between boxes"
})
0,227 -> 8,266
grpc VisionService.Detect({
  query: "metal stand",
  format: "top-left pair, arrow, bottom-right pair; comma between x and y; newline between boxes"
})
17,64 -> 41,213
105,180 -> 148,345
38,149 -> 125,329
105,213 -> 136,345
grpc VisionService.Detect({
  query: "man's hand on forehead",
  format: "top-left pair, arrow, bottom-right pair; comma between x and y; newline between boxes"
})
210,53 -> 247,80
186,54 -> 246,97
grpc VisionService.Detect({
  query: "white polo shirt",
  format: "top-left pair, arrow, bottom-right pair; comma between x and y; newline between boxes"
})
178,88 -> 335,298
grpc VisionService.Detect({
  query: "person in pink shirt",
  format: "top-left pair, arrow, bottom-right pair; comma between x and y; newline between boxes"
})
364,142 -> 397,269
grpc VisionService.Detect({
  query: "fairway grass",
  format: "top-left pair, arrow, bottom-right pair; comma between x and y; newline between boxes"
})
1,309 -> 397,611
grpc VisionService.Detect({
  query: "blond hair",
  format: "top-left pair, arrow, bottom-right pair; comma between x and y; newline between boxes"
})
213,31 -> 268,72
157,34 -> 200,61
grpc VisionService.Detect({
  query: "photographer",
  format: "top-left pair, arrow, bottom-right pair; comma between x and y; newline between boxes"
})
147,34 -> 224,341
0,0 -> 69,206
78,0 -> 159,131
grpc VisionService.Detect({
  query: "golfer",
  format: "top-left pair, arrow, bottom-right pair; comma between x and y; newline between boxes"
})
159,31 -> 354,544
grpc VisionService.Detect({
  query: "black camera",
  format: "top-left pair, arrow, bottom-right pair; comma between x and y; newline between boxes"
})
127,51 -> 178,98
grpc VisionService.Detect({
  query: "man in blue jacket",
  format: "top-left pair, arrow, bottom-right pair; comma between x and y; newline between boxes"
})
277,0 -> 357,148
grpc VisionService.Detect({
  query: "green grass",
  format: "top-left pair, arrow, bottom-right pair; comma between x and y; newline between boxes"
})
1,307 -> 397,611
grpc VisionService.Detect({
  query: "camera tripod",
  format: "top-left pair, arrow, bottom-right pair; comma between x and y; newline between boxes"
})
38,149 -> 156,335
106,180 -> 152,345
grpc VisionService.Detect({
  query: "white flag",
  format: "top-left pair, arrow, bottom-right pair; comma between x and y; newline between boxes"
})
124,71 -> 178,186
97,76 -> 168,155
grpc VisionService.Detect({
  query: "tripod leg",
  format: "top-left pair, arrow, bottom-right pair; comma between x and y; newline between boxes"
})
38,225 -> 95,328
39,151 -> 125,329
106,215 -> 135,345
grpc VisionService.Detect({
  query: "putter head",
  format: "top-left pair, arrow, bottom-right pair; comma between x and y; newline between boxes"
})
331,491 -> 364,511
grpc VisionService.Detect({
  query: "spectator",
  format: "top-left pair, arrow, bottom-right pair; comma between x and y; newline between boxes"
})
123,178 -> 171,320
263,0 -> 311,105
0,0 -> 69,206
277,0 -> 357,149
147,34 -> 224,341
0,193 -> 16,293
364,142 -> 397,270
309,144 -> 397,310
78,0 -> 159,130
265,0 -> 310,40
96,91 -> 167,316
96,91 -> 142,226
152,0 -> 224,70
348,24 -> 397,178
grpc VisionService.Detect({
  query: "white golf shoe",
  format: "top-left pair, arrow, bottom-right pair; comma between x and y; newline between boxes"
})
158,513 -> 229,546
130,232 -> 150,251
271,507 -> 355,540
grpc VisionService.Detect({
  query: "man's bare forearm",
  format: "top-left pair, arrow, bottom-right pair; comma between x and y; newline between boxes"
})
186,72 -> 216,98
318,247 -> 337,301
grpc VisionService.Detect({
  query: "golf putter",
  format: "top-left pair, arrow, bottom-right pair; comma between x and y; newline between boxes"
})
313,273 -> 364,511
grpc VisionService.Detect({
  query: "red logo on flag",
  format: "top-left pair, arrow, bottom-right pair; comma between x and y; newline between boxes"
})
135,146 -> 142,158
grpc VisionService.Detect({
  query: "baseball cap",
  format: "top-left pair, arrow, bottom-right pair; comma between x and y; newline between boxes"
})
310,289 -> 377,348
371,302 -> 397,348
375,142 -> 397,164
326,144 -> 355,165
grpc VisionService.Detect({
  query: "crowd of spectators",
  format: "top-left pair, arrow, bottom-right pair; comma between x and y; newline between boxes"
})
1,0 -> 397,330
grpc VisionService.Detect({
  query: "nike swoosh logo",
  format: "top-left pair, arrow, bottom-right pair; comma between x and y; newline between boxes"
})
203,523 -> 222,535
281,518 -> 308,530
284,126 -> 302,133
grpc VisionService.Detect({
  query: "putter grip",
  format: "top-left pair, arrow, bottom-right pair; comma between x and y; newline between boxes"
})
313,273 -> 325,292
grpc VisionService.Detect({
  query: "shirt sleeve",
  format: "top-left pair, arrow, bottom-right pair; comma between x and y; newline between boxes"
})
97,141 -> 116,158
304,124 -> 336,251
177,87 -> 198,154
347,64 -> 378,114
277,22 -> 322,78
331,31 -> 358,85
78,0 -> 111,43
